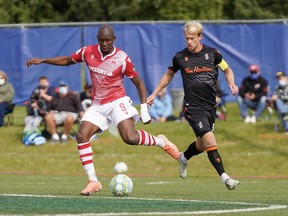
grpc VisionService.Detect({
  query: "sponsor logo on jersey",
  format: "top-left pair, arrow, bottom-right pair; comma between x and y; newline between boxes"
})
204,53 -> 209,60
184,66 -> 212,74
88,65 -> 113,76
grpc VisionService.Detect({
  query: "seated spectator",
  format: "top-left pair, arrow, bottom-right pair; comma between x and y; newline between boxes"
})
79,83 -> 92,111
26,76 -> 56,118
270,71 -> 288,134
148,88 -> 175,122
45,81 -> 84,143
236,64 -> 269,124
0,70 -> 15,127
23,76 -> 56,144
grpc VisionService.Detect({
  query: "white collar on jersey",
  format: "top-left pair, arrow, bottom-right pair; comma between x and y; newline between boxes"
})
98,45 -> 116,61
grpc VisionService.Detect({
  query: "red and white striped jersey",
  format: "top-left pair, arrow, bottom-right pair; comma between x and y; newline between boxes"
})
72,44 -> 138,105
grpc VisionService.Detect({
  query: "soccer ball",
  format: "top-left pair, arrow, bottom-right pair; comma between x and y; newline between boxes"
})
114,162 -> 128,173
110,174 -> 133,196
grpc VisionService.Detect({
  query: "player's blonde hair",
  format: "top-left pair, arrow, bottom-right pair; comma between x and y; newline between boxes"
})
183,21 -> 203,35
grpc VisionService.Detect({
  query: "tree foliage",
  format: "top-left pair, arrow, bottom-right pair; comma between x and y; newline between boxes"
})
223,0 -> 288,19
0,0 -> 287,24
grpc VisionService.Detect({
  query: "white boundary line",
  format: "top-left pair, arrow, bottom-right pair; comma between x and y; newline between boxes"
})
66,205 -> 287,215
0,194 -> 287,215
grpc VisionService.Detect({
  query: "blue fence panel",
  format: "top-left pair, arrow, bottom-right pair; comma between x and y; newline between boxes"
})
203,23 -> 288,100
1,22 -> 287,105
0,26 -> 82,104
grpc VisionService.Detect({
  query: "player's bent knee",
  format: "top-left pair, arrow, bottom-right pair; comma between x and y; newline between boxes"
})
75,131 -> 90,143
122,135 -> 138,145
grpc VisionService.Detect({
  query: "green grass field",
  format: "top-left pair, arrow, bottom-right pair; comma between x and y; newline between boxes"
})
0,103 -> 287,215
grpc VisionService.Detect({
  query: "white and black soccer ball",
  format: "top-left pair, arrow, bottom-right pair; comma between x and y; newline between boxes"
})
110,174 -> 133,196
114,162 -> 128,173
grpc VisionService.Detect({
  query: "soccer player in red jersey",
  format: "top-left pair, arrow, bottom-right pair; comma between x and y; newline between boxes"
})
148,21 -> 240,190
25,24 -> 179,195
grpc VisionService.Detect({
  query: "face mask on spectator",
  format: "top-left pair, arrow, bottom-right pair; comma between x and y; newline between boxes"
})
59,86 -> 68,94
0,78 -> 5,85
249,72 -> 259,80
279,79 -> 287,87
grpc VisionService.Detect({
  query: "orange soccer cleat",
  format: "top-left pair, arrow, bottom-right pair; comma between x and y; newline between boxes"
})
80,180 -> 102,195
158,134 -> 180,160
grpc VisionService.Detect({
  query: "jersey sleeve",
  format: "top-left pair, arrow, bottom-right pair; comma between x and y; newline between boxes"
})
168,56 -> 179,73
214,49 -> 229,71
124,56 -> 138,78
214,49 -> 223,65
71,46 -> 87,63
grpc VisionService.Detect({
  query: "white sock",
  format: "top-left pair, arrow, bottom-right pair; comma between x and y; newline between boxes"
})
61,134 -> 68,140
180,153 -> 188,164
220,172 -> 230,183
157,137 -> 165,148
78,142 -> 98,182
87,169 -> 98,182
137,130 -> 164,147
52,133 -> 60,140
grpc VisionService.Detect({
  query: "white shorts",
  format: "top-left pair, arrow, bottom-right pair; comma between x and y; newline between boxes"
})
81,96 -> 139,132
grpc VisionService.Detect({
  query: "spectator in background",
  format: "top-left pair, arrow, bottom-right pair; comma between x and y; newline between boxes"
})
79,83 -> 92,112
236,64 -> 269,124
0,70 -> 15,127
148,88 -> 175,122
26,76 -> 56,118
270,71 -> 288,134
23,76 -> 56,144
45,82 -> 84,143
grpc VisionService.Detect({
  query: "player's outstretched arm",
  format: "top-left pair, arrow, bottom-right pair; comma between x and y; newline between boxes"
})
25,56 -> 75,67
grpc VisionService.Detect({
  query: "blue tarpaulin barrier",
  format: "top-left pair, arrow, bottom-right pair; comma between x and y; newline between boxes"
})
1,22 -> 287,105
